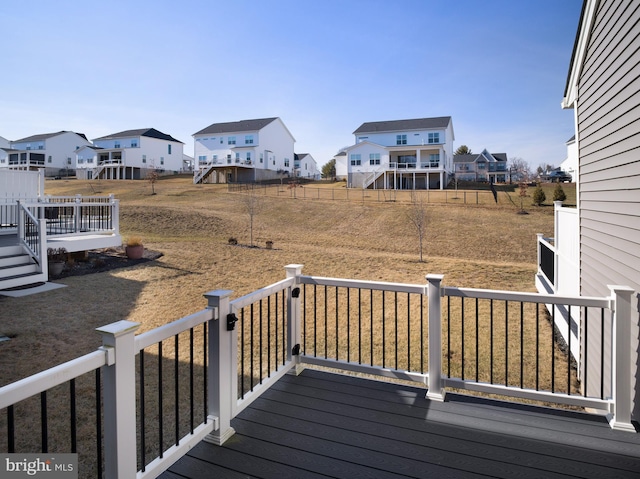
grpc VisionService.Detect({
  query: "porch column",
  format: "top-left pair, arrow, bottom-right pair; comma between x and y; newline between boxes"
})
426,274 -> 445,401
203,289 -> 237,445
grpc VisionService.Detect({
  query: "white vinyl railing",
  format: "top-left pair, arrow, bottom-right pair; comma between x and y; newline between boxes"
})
0,264 -> 636,478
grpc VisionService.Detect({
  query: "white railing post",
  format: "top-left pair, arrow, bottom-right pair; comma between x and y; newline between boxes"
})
203,289 -> 236,445
426,274 -> 445,401
286,264 -> 304,375
536,233 -> 544,277
74,194 -> 82,233
112,197 -> 120,234
96,320 -> 141,479
38,219 -> 47,275
608,285 -> 636,431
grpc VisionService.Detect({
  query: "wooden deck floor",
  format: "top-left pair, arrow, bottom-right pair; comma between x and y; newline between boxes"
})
161,369 -> 640,479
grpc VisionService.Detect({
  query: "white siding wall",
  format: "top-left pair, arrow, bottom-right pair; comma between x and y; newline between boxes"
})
135,137 -> 183,171
260,118 -> 295,173
345,143 -> 388,173
46,133 -> 91,170
356,129 -> 447,148
576,0 -> 640,419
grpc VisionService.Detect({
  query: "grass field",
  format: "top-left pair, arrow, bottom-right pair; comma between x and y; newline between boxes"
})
0,177 -> 567,385
0,177 -> 574,473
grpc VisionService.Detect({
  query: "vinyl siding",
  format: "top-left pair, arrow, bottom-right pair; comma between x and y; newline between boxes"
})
576,0 -> 640,417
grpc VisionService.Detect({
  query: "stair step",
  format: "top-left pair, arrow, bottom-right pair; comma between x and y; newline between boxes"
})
0,263 -> 38,276
0,245 -> 23,256
0,271 -> 47,291
0,254 -> 32,268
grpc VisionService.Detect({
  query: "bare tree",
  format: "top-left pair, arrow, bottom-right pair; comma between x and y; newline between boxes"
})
242,184 -> 262,247
146,160 -> 160,195
509,157 -> 532,183
406,192 -> 428,262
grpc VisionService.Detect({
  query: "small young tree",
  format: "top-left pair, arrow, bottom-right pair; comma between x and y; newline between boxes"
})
553,183 -> 567,202
242,184 -> 262,247
406,192 -> 428,262
532,184 -> 546,206
518,182 -> 529,213
146,161 -> 159,195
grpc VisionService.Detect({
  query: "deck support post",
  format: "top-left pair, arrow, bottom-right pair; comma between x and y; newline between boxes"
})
608,285 -> 636,431
97,320 -> 141,479
426,274 -> 446,402
286,264 -> 305,376
203,289 -> 237,445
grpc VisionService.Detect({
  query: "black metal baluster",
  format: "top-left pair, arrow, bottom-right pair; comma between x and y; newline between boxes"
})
358,289 -> 362,365
520,302 -> 524,389
490,299 -> 494,384
370,289 -> 374,366
158,341 -> 163,457
7,405 -> 15,453
551,307 -> 555,393
347,288 -> 351,363
567,305 -> 572,395
407,293 -> 411,372
335,287 -> 339,361
190,327 -> 194,433
394,291 -> 398,370
174,335 -> 179,445
70,378 -> 77,453
420,295 -> 424,374
324,285 -> 328,359
203,321 -> 207,423
267,296 -> 271,377
41,391 -> 47,452
241,308 -> 245,398
382,291 -> 386,368
259,299 -> 263,384
313,285 -> 317,357
505,301 -> 508,387
303,285 -> 307,356
476,298 -> 479,383
96,369 -> 102,479
536,303 -> 540,391
461,297 -> 465,380
275,292 -> 279,368
250,304 -> 254,391
140,351 -> 146,471
584,307 -> 588,398
447,296 -> 451,378
600,308 -> 605,400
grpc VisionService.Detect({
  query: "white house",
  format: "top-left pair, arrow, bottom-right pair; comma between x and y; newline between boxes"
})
8,131 -> 91,176
559,135 -> 578,178
192,117 -> 296,184
0,136 -> 12,168
294,153 -> 320,180
345,117 -> 455,190
77,128 -> 184,180
537,0 -> 639,424
453,149 -> 508,183
333,150 -> 348,181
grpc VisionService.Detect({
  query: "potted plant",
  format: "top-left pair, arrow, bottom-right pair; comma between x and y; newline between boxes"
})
125,236 -> 144,260
47,247 -> 67,277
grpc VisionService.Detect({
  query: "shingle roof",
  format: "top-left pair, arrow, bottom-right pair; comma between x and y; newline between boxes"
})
453,152 -> 507,163
13,131 -> 87,142
194,118 -> 279,136
94,128 -> 183,143
353,117 -> 451,135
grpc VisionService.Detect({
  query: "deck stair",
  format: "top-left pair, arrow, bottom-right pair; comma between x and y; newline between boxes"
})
193,164 -> 215,184
0,244 -> 46,290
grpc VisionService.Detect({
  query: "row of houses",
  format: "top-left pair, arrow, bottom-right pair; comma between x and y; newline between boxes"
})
1,117 -> 511,189
0,122 -> 323,183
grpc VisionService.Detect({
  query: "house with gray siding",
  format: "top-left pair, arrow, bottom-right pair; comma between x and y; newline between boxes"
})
549,0 -> 640,422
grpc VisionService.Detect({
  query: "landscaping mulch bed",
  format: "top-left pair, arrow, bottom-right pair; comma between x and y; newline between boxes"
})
54,248 -> 163,279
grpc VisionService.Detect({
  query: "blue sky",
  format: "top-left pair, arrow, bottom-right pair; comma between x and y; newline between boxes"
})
0,0 -> 582,170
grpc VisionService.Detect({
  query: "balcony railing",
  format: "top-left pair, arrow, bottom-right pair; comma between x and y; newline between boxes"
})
0,265 -> 635,478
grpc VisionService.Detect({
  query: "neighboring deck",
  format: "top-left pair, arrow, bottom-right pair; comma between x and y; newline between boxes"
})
161,369 -> 640,479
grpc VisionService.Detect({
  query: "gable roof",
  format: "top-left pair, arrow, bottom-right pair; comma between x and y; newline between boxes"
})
13,131 -> 88,143
94,128 -> 183,143
194,118 -> 279,136
353,117 -> 451,135
453,150 -> 507,163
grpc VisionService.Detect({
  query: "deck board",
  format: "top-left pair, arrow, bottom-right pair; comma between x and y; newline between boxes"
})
161,368 -> 640,479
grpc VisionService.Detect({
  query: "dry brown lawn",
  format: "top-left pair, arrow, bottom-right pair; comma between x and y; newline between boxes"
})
0,176 -> 559,386
0,177 -> 569,473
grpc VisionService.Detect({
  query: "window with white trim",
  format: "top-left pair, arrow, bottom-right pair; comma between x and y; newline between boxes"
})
350,154 -> 361,166
428,132 -> 440,144
245,135 -> 254,144
228,136 -> 236,145
396,135 -> 407,145
369,153 -> 380,165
